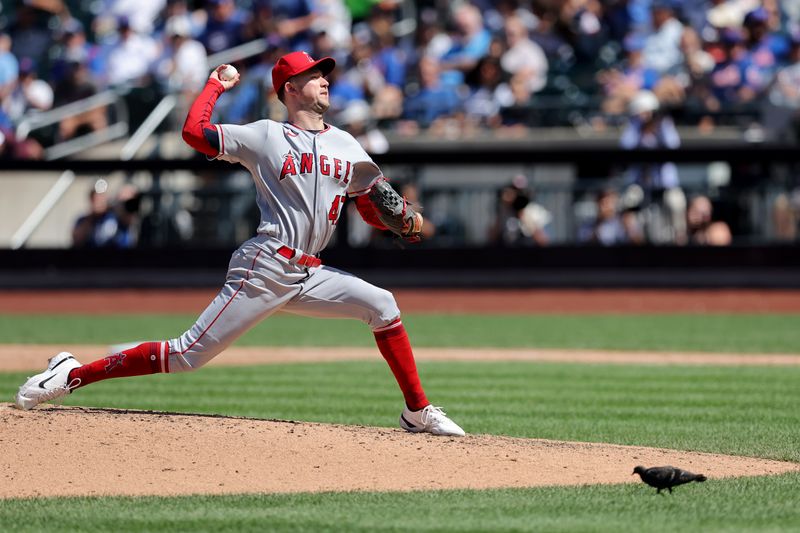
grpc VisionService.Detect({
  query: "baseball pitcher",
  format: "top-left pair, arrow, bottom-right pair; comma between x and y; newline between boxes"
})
15,51 -> 464,437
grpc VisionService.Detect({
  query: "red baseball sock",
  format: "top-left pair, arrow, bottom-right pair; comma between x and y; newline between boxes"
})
68,341 -> 169,388
374,320 -> 428,411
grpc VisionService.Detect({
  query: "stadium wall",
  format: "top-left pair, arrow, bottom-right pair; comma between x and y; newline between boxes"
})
1,245 -> 799,289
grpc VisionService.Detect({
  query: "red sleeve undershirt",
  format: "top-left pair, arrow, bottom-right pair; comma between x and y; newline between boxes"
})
354,194 -> 388,230
181,79 -> 224,157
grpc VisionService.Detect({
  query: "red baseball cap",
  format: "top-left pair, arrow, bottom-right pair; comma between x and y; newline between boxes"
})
272,51 -> 335,97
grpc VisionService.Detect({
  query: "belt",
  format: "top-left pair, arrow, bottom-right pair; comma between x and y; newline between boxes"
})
277,245 -> 321,268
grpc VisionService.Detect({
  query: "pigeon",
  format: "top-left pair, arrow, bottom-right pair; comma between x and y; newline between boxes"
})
632,465 -> 707,494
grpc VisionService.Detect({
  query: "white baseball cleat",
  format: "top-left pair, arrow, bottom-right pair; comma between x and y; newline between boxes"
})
15,352 -> 82,410
399,404 -> 465,436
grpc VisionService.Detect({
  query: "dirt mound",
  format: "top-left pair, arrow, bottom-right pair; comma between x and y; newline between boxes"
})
2,404 -> 797,499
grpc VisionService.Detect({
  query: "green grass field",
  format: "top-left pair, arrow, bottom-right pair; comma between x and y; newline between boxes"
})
3,474 -> 800,533
1,312 -> 799,353
1,313 -> 799,532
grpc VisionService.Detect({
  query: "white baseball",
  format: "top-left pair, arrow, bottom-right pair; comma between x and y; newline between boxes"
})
219,65 -> 238,81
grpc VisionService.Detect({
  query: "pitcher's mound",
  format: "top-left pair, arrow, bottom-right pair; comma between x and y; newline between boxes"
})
2,404 -> 797,499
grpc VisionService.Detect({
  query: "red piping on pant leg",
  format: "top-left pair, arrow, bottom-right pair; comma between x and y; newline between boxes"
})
180,249 -> 262,356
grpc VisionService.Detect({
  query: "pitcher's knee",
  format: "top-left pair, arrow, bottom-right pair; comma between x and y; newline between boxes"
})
369,289 -> 401,329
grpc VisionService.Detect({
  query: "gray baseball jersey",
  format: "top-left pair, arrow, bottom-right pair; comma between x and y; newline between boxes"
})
165,121 -> 399,373
216,120 -> 382,254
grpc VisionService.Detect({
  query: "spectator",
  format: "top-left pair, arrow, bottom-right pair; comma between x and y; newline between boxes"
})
310,0 -> 352,51
765,30 -> 800,140
50,19 -> 105,86
3,58 -> 54,123
325,50 -> 364,115
740,7 -> 780,95
768,29 -> 800,108
685,194 -> 732,245
578,188 -> 644,245
620,90 -> 686,243
677,26 -> 716,104
154,0 -> 205,40
367,6 -> 407,85
771,192 -> 798,241
343,33 -> 387,102
154,16 -> 208,98
367,9 -> 408,121
0,51 -> 46,160
486,34 -> 507,63
400,56 -> 461,131
642,0 -> 685,76
621,90 -> 679,188
269,0 -> 317,52
501,14 -> 548,94
326,33 -> 383,115
499,71 -> 534,131
491,175 -> 551,246
706,27 -> 752,110
439,4 -> 491,88
464,56 -> 510,129
199,0 -> 249,55
104,16 -> 160,87
529,4 -> 573,60
8,5 -> 52,68
413,9 -> 452,62
491,180 -> 520,244
53,58 -> 108,140
72,180 -> 141,248
560,0 -> 607,62
242,1 -> 281,47
598,33 -> 661,117
0,33 -> 19,102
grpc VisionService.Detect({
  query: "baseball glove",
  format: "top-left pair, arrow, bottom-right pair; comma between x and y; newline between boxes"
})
367,179 -> 424,242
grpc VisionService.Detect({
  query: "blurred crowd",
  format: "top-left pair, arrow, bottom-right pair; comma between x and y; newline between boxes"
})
1,0 -> 799,246
3,0 -> 800,159
489,170 -> 735,248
